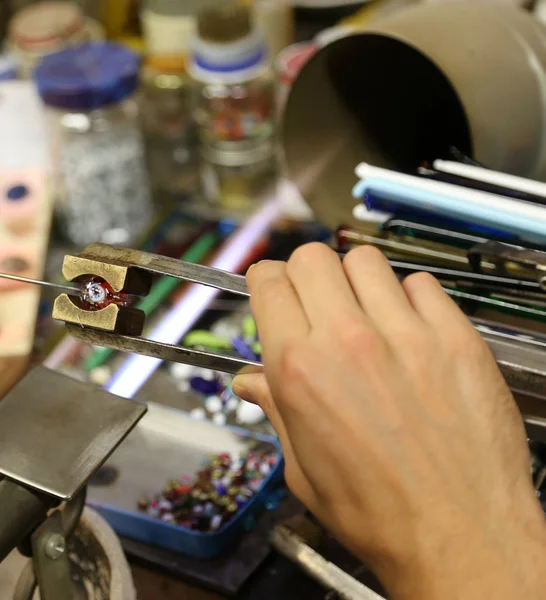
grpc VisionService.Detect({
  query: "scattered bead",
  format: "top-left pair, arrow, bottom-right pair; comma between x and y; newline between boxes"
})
190,377 -> 222,395
236,400 -> 266,425
193,368 -> 215,380
172,313 -> 262,427
212,412 -> 227,426
89,365 -> 112,386
211,320 -> 241,339
210,514 -> 223,530
170,362 -> 196,380
190,407 -> 207,421
225,396 -> 240,413
177,380 -> 191,393
232,337 -> 258,362
241,314 -> 257,340
184,330 -> 232,350
205,395 -> 223,414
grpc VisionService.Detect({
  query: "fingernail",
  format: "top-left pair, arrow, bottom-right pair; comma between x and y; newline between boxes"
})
247,260 -> 274,274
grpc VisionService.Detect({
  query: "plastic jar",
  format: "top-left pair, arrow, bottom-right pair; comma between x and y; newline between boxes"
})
7,1 -> 104,78
188,5 -> 276,163
34,42 -> 153,247
140,57 -> 199,202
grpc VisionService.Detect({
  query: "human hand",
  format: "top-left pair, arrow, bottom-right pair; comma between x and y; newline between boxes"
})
232,243 -> 546,600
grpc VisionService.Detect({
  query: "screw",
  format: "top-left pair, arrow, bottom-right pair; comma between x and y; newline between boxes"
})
44,534 -> 66,560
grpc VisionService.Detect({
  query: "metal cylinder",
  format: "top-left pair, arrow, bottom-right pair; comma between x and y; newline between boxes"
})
0,479 -> 55,563
281,2 -> 546,228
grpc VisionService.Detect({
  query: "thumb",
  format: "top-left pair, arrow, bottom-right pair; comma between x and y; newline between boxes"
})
232,371 -> 269,406
233,371 -> 318,509
232,372 -> 284,442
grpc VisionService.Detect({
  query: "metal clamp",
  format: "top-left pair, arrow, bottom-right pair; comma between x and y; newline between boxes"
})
54,243 -> 259,375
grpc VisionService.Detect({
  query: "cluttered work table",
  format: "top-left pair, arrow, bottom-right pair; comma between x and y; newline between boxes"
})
3,0 -> 546,599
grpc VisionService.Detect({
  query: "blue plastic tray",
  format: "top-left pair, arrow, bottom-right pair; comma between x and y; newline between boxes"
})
87,402 -> 283,559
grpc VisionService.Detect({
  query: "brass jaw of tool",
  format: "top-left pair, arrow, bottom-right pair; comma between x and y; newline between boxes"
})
52,244 -> 154,336
53,294 -> 147,336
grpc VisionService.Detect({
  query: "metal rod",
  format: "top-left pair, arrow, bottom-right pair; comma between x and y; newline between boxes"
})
271,525 -> 385,600
0,273 -> 81,296
384,218 -> 488,245
66,324 -> 259,375
388,260 -> 540,291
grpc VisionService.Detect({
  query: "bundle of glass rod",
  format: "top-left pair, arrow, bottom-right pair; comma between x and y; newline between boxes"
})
344,157 -> 546,334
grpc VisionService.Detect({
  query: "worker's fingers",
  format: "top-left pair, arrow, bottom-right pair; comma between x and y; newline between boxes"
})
342,246 -> 422,332
402,272 -> 480,346
286,243 -> 365,329
232,372 -> 318,505
247,260 -> 310,376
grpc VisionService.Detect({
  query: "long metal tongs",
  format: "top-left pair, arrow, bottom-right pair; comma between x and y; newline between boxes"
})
53,243 -> 546,437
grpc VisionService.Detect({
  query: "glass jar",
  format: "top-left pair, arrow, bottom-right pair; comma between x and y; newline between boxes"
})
7,1 -> 104,78
200,145 -> 277,213
251,0 -> 295,64
140,57 -> 199,204
34,42 -> 153,247
194,74 -> 276,155
141,0 -> 219,58
189,5 -> 276,163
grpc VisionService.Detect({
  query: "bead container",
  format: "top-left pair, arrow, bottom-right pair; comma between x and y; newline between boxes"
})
137,448 -> 279,533
87,402 -> 283,559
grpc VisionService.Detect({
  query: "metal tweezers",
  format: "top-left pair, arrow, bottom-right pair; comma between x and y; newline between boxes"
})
54,244 -> 546,436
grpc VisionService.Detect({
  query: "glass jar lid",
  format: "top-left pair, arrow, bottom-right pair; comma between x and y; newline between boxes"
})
9,1 -> 85,52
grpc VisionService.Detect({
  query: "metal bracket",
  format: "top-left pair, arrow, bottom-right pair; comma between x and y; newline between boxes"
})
0,367 -> 146,500
468,241 -> 546,288
31,511 -> 75,600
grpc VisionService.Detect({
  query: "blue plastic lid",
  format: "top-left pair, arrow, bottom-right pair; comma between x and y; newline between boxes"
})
34,42 -> 140,111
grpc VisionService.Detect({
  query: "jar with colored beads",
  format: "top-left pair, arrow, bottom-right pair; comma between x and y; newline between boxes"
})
188,4 -> 277,206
